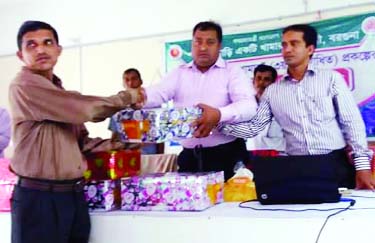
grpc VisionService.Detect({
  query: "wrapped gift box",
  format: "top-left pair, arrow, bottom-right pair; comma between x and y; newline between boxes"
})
120,171 -> 224,211
0,182 -> 14,212
84,179 -> 121,211
0,158 -> 16,212
206,171 -> 224,204
370,145 -> 375,179
224,177 -> 257,202
85,149 -> 140,180
223,166 -> 257,202
110,107 -> 202,143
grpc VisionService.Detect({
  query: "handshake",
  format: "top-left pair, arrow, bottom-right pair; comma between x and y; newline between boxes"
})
126,87 -> 146,110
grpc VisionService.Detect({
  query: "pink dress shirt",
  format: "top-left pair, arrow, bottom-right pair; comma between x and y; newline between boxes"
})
145,57 -> 257,148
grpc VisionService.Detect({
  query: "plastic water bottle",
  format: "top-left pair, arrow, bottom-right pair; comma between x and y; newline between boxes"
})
233,161 -> 245,174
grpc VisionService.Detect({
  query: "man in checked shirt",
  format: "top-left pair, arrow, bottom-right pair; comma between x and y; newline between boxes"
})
220,24 -> 374,190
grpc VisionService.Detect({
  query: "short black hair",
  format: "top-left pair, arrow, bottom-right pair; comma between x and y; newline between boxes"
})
254,64 -> 277,82
123,68 -> 142,80
193,21 -> 223,43
282,24 -> 317,48
17,20 -> 59,50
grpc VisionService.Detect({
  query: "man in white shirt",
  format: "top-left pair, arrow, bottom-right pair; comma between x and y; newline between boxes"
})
250,64 -> 285,152
221,24 -> 374,189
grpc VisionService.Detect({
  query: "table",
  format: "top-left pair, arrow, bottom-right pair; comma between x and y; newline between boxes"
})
1,190 -> 374,243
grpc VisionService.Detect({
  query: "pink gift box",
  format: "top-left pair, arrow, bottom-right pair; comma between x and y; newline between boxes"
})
370,146 -> 375,178
0,158 -> 16,212
120,172 -> 224,211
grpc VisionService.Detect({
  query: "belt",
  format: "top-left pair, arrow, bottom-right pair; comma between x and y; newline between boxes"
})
17,177 -> 85,192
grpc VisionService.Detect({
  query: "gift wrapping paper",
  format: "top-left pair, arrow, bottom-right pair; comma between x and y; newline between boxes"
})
110,107 -> 202,143
84,179 -> 121,212
84,149 -> 140,180
120,171 -> 224,211
0,158 -> 16,212
370,146 -> 375,179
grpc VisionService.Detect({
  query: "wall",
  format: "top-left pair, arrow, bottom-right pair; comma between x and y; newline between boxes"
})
1,3 -> 374,157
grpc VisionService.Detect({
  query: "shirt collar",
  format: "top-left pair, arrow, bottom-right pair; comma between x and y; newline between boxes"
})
52,75 -> 63,89
22,66 -> 63,89
282,65 -> 316,82
185,56 -> 226,70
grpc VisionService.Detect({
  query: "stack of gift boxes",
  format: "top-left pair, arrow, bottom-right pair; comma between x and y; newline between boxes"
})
83,107 -> 225,211
84,149 -> 141,211
84,162 -> 224,212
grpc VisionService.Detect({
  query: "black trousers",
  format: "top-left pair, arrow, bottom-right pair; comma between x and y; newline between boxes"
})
177,138 -> 248,181
11,181 -> 90,243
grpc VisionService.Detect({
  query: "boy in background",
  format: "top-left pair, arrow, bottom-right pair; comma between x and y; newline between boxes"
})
110,68 -> 164,154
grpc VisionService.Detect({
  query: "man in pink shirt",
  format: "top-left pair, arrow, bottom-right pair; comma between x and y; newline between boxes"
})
145,21 -> 257,180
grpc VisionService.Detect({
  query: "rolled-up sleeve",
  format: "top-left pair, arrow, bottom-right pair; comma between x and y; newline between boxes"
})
219,66 -> 257,123
332,72 -> 373,170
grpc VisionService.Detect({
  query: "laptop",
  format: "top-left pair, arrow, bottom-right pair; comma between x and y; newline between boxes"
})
252,154 -> 342,205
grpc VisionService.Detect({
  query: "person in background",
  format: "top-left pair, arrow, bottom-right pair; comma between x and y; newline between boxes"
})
250,64 -> 285,153
9,20 -> 143,243
123,68 -> 143,89
0,107 -> 11,158
109,68 -> 164,154
220,24 -> 374,189
143,21 -> 257,180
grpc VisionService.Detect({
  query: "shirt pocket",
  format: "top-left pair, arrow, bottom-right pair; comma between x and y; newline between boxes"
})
305,95 -> 335,122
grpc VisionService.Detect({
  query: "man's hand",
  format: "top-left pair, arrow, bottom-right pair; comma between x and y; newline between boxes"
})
192,103 -> 221,138
130,87 -> 146,110
355,169 -> 375,190
138,87 -> 147,103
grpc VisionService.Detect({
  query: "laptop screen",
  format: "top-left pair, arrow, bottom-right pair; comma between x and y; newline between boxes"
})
252,154 -> 342,205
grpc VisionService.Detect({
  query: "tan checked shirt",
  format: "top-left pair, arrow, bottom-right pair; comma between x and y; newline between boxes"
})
9,67 -> 134,180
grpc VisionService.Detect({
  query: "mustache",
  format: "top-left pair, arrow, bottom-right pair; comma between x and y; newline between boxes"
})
36,54 -> 50,61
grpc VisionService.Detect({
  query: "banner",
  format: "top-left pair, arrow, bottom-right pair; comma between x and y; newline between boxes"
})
165,13 -> 375,138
